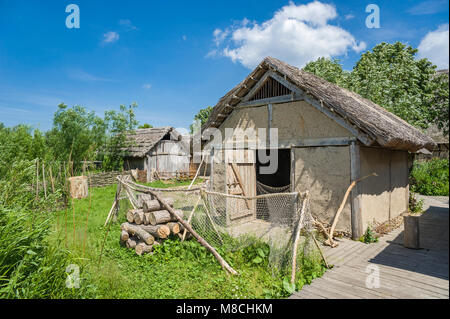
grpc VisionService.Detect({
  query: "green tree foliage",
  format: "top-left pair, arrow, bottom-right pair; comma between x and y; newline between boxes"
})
304,42 -> 448,133
190,106 -> 213,133
350,42 -> 436,129
429,72 -> 449,136
0,125 -> 48,178
138,123 -> 153,129
46,103 -> 106,171
410,158 -> 449,196
101,103 -> 138,171
303,57 -> 350,88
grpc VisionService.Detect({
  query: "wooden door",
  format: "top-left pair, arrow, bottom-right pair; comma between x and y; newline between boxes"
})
225,150 -> 256,225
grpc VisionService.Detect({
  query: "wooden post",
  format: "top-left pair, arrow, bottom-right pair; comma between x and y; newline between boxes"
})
35,159 -> 39,200
403,215 -> 420,249
188,156 -> 204,190
49,166 -> 55,193
291,191 -> 309,284
42,162 -> 47,199
350,141 -> 362,240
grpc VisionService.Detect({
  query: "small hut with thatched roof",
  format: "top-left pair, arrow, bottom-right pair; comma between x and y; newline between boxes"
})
201,57 -> 436,239
123,127 -> 191,181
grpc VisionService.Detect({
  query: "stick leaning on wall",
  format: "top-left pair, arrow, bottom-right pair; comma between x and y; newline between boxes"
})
325,172 -> 377,247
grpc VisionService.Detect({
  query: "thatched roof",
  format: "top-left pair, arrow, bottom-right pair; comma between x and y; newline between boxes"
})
123,126 -> 182,158
425,124 -> 449,144
203,57 -> 436,152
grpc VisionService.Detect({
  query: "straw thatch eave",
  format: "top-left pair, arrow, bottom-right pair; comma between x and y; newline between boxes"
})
202,57 -> 436,153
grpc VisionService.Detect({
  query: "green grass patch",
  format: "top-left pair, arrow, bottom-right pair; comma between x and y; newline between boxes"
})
45,182 -> 326,298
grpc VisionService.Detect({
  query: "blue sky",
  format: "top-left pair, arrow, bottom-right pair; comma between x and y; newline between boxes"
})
0,0 -> 448,132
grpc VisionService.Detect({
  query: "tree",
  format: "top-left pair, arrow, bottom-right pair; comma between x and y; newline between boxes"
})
46,103 -> 106,172
190,106 -> 213,133
303,57 -> 350,88
101,103 -> 139,171
429,72 -> 449,136
349,42 -> 436,129
138,123 -> 153,129
303,42 -> 448,132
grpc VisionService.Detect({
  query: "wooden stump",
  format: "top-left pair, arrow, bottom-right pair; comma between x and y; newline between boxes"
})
121,223 -> 155,245
120,230 -> 129,242
126,236 -> 139,249
138,224 -> 170,239
167,222 -> 180,235
134,210 -> 145,225
148,209 -> 183,225
142,198 -> 174,213
68,176 -> 89,199
135,242 -> 153,255
403,215 -> 420,249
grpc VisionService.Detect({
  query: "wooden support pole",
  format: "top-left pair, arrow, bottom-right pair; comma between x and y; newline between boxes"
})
182,195 -> 202,241
291,191 -> 309,284
49,165 -> 55,193
42,162 -> 47,199
188,157 -> 204,190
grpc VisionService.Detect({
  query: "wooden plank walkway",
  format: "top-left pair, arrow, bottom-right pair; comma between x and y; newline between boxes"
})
290,196 -> 449,299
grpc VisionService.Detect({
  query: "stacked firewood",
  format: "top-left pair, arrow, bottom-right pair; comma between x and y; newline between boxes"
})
120,195 -> 191,255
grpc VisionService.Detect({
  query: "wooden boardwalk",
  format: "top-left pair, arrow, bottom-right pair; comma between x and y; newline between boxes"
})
290,196 -> 449,299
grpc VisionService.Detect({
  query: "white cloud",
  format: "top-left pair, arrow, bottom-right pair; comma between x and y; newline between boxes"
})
209,1 -> 366,69
119,19 -> 137,30
102,31 -> 119,43
67,69 -> 113,82
142,83 -> 152,90
345,14 -> 355,20
418,24 -> 449,69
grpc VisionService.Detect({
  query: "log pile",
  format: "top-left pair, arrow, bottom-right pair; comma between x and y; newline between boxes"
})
120,196 -> 191,255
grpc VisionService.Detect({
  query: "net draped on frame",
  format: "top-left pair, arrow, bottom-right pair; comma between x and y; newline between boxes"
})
116,177 -> 318,274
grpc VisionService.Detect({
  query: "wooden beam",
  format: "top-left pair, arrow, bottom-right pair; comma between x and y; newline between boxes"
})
350,141 -> 363,240
230,163 -> 251,209
237,94 -> 303,108
268,71 -> 303,95
286,137 -> 357,148
241,71 -> 272,103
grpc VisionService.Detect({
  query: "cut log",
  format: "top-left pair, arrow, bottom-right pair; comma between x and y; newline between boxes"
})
142,198 -> 175,213
134,210 -> 145,225
120,230 -> 129,242
126,236 -> 139,249
121,222 -> 154,245
143,212 -> 151,225
138,224 -> 170,239
149,209 -> 183,225
135,242 -> 153,255
126,209 -> 140,223
167,222 -> 180,235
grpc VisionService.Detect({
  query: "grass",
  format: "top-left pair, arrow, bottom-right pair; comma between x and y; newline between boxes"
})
48,182 -> 326,298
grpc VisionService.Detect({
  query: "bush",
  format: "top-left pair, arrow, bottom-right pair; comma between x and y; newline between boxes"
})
410,159 -> 449,196
409,192 -> 424,214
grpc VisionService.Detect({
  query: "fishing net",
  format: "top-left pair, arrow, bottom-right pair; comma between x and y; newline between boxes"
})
114,176 -> 319,275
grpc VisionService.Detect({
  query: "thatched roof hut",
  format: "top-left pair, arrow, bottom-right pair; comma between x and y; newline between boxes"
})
123,127 -> 191,180
202,57 -> 435,240
203,56 -> 435,153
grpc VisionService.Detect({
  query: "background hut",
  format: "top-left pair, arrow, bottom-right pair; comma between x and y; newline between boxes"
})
123,127 -> 191,181
202,57 -> 436,239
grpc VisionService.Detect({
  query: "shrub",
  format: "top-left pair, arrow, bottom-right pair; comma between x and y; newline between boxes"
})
410,159 -> 449,196
409,192 -> 424,214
